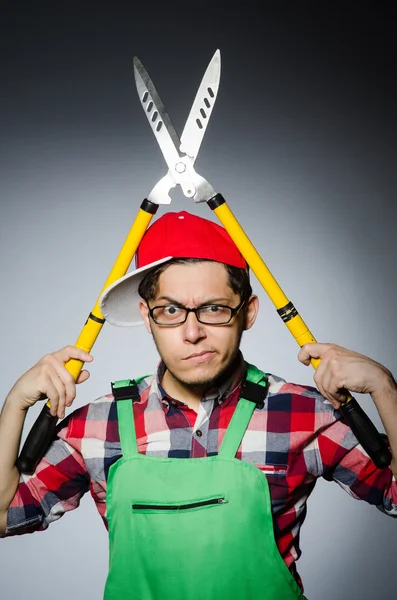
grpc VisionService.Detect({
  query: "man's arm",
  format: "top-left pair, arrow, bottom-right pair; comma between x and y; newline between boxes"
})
0,397 -> 28,533
0,346 -> 93,534
370,380 -> 397,479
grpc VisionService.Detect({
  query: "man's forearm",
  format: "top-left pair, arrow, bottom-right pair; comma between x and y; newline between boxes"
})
0,394 -> 28,533
371,374 -> 397,479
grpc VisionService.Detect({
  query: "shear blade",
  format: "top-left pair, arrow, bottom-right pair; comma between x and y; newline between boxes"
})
180,49 -> 221,161
134,52 -> 220,203
133,57 -> 182,171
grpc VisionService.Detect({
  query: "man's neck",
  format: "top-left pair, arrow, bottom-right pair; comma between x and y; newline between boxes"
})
161,371 -> 205,413
160,353 -> 243,414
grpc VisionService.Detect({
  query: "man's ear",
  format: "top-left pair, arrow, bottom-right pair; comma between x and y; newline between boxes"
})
243,295 -> 259,331
139,301 -> 152,334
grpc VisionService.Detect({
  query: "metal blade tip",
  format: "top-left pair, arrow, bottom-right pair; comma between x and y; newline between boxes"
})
133,56 -> 142,68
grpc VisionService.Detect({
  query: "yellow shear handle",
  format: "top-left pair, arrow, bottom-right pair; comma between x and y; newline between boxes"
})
16,200 -> 157,474
47,201 -> 157,388
209,196 -> 320,367
207,194 -> 392,469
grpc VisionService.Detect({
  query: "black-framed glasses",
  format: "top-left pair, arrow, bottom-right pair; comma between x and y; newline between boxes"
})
148,299 -> 246,326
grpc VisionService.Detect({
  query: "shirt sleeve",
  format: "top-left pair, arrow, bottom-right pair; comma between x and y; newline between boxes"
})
314,394 -> 397,517
4,407 -> 91,536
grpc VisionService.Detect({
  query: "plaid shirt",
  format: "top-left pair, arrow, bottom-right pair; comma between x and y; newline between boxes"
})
5,357 -> 397,591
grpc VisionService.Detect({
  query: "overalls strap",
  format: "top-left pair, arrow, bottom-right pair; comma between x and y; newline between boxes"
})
111,364 -> 268,461
112,379 -> 140,459
218,363 -> 268,459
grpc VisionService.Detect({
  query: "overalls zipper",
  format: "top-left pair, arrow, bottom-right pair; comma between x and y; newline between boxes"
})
132,497 -> 228,510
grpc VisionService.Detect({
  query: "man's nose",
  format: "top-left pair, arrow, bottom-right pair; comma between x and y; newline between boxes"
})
183,311 -> 206,342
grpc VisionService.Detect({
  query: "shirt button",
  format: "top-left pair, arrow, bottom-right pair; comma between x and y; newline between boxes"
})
196,429 -> 203,437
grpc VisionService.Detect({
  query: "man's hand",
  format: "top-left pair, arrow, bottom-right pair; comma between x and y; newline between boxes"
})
0,346 -> 93,533
6,346 -> 93,419
298,343 -> 394,409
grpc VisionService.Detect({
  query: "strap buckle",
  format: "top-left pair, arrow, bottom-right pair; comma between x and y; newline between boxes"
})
240,378 -> 268,409
111,380 -> 140,402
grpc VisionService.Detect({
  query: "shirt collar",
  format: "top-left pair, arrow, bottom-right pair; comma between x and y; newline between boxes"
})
155,352 -> 245,412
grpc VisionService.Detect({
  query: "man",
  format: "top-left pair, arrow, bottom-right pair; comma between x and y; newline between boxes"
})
0,211 -> 396,599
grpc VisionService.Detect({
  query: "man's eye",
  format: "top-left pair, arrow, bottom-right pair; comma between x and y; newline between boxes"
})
203,305 -> 222,313
163,305 -> 181,316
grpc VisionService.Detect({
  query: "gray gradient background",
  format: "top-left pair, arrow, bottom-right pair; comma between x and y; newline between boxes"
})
0,2 -> 396,599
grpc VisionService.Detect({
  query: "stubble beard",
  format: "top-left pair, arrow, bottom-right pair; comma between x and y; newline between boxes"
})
152,326 -> 244,394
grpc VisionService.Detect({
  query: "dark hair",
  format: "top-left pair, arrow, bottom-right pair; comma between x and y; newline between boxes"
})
138,258 -> 252,304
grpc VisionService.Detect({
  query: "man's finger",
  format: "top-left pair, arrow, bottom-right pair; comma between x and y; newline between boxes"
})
50,373 -> 68,419
75,370 -> 91,385
44,376 -> 63,417
53,346 -> 93,364
298,343 -> 333,364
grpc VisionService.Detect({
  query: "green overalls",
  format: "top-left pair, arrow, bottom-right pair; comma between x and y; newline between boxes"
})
104,364 -> 307,599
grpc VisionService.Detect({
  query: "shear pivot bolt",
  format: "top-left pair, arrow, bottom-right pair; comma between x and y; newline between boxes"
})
175,162 -> 186,173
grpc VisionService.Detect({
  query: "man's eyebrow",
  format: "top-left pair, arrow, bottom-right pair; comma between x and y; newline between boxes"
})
155,296 -> 184,305
155,296 -> 231,305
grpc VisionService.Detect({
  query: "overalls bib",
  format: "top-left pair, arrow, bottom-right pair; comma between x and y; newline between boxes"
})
104,364 -> 307,599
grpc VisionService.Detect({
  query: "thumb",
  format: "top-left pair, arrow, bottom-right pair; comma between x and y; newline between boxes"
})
300,355 -> 311,366
298,343 -> 325,366
298,343 -> 317,365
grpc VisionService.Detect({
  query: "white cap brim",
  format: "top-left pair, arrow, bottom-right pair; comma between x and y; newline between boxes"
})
100,256 -> 173,326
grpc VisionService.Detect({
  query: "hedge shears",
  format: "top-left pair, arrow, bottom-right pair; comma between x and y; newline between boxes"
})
17,49 -> 391,473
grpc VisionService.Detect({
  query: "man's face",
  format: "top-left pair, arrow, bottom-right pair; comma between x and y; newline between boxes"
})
139,261 -> 258,389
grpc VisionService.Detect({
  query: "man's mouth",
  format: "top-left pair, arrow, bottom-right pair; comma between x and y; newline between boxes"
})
184,351 -> 215,363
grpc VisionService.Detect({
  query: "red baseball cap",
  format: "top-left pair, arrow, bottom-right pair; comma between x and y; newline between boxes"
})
100,211 -> 247,326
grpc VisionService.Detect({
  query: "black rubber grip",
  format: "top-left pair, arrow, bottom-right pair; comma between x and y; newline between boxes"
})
140,199 -> 159,214
16,405 -> 58,474
340,398 -> 392,468
207,193 -> 226,210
